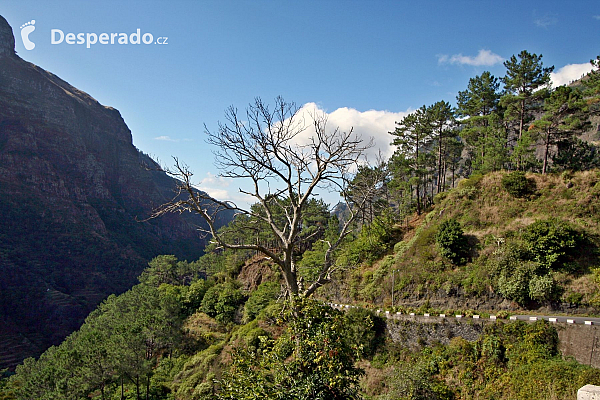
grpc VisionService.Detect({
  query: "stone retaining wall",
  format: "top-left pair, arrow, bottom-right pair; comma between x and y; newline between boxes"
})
330,303 -> 600,368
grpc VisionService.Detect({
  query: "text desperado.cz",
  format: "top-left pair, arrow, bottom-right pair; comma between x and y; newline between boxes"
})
51,29 -> 168,48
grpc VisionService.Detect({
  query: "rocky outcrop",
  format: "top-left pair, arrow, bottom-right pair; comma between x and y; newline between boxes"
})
0,15 -> 14,56
0,15 -> 233,369
237,256 -> 279,291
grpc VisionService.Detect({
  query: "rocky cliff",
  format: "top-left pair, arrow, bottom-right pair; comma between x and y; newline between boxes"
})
0,15 -> 232,369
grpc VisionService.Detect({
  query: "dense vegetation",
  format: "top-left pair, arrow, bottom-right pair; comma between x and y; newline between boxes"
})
0,256 -> 371,399
1,52 -> 600,399
330,170 -> 600,313
368,320 -> 600,400
3,246 -> 600,399
3,169 -> 600,398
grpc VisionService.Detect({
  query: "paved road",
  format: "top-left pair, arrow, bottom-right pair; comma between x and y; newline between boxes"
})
510,315 -> 600,325
328,303 -> 600,325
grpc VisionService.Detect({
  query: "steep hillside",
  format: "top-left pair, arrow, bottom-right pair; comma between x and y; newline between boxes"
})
325,170 -> 600,314
0,16 -> 233,369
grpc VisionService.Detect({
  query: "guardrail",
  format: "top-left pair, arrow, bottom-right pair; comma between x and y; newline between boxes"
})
327,303 -> 599,326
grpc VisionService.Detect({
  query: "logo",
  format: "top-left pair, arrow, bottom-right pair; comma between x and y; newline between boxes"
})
51,28 -> 168,48
17,20 -> 168,50
20,20 -> 36,50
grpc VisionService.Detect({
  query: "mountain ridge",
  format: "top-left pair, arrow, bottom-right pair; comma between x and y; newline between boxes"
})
0,15 -> 233,369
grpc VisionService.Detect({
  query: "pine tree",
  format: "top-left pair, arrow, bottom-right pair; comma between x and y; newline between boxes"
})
457,71 -> 506,173
583,55 -> 600,115
389,106 -> 432,214
501,50 -> 554,170
426,101 -> 456,193
530,85 -> 590,173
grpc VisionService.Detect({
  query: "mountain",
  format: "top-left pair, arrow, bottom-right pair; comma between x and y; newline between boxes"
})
0,15 -> 233,369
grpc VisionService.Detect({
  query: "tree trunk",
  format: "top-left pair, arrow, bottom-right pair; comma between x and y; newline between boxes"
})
146,373 -> 150,400
430,178 -> 434,206
442,157 -> 447,191
437,133 -> 443,193
482,117 -> 488,162
518,98 -> 525,140
517,97 -> 526,170
415,139 -> 421,215
415,184 -> 421,215
542,127 -> 551,174
282,255 -> 299,296
136,376 -> 140,400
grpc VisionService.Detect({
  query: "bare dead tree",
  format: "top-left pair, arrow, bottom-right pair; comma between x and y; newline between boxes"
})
152,96 -> 376,299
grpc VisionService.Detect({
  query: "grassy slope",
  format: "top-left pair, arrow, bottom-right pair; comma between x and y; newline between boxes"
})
324,170 -> 600,314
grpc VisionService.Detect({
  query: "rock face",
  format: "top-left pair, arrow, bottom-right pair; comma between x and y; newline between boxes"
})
0,15 -> 14,56
0,15 -> 232,369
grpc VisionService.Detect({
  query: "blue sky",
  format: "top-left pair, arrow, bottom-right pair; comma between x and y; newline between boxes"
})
2,0 -> 599,207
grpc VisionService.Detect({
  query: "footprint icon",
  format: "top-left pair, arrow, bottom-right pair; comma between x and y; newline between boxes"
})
20,20 -> 36,50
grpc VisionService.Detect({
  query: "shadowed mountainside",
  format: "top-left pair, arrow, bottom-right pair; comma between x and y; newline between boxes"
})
0,15 -> 233,369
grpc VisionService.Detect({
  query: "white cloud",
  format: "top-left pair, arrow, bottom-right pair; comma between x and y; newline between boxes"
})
197,172 -> 253,206
198,104 -> 412,207
550,62 -> 595,87
289,103 -> 412,162
201,187 -> 230,200
154,135 -> 179,142
438,49 -> 504,67
594,15 -> 600,20
200,172 -> 230,188
534,13 -> 558,28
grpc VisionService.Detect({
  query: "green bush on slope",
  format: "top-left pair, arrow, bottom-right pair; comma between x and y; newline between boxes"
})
435,218 -> 469,265
502,171 -> 535,198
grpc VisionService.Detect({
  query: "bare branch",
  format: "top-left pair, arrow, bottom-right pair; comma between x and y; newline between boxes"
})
153,97 -> 375,298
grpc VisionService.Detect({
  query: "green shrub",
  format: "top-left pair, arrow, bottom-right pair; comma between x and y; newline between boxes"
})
527,273 -> 557,302
217,300 -> 363,399
414,225 -> 437,248
522,218 -> 581,269
433,191 -> 448,204
185,279 -> 214,314
495,252 -> 537,305
244,281 -> 281,322
502,171 -> 535,198
393,240 -> 409,255
201,282 -> 244,324
343,307 -> 385,358
386,320 -> 600,400
435,218 -> 469,265
386,359 -> 454,400
492,239 -> 563,305
173,342 -> 225,398
458,173 -> 484,189
337,214 -> 396,266
563,291 -> 584,305
231,320 -> 270,351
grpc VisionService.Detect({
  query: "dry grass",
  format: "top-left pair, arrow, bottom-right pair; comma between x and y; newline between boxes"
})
358,360 -> 394,397
331,170 -> 600,313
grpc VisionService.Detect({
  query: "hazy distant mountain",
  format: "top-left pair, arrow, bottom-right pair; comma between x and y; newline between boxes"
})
0,15 -> 232,369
